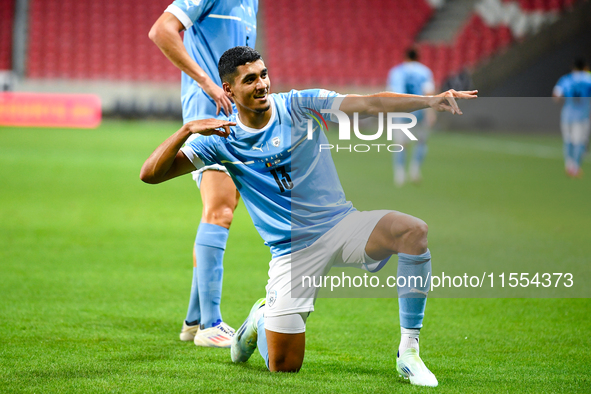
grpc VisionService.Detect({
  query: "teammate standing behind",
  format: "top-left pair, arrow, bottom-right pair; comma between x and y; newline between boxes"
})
552,58 -> 591,178
387,48 -> 435,186
149,0 -> 258,347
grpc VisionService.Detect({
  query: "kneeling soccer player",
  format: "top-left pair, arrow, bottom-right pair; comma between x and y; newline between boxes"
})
140,46 -> 477,387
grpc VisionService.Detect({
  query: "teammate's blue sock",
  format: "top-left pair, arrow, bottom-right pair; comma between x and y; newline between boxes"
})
257,315 -> 270,369
397,249 -> 432,329
412,142 -> 428,166
574,143 -> 586,168
195,223 -> 229,328
566,142 -> 575,167
185,264 -> 201,325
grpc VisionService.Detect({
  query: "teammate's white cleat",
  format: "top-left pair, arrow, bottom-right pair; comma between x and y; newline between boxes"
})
231,298 -> 266,363
193,321 -> 235,348
396,348 -> 438,387
180,321 -> 200,341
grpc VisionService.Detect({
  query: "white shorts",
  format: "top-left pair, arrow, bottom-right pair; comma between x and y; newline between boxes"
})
191,164 -> 230,187
264,210 -> 392,320
561,120 -> 590,145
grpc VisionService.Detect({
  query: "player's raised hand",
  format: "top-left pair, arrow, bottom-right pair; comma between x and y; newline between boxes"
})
185,119 -> 236,138
429,89 -> 478,115
200,78 -> 234,116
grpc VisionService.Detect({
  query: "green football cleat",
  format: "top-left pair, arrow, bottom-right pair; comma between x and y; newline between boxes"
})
396,348 -> 438,387
231,298 -> 266,363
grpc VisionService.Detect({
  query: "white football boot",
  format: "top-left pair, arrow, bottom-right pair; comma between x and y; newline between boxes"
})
193,321 -> 235,348
396,348 -> 438,387
231,298 -> 266,363
179,321 -> 200,341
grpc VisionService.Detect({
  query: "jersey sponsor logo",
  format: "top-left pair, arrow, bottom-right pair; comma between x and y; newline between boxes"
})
252,145 -> 263,152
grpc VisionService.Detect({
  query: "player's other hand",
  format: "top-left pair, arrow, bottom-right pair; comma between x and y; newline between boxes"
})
200,79 -> 234,116
185,119 -> 236,138
429,89 -> 478,115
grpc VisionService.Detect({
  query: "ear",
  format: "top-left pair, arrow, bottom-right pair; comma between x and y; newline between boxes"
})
222,81 -> 233,98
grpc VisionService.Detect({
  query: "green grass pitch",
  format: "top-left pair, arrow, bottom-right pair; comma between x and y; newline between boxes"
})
1,120 -> 590,393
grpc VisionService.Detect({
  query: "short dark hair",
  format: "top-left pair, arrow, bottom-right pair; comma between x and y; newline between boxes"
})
218,46 -> 263,83
573,57 -> 587,71
406,48 -> 419,61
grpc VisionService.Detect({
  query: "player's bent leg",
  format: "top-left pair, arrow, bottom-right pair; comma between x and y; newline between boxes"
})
231,302 -> 306,373
365,211 -> 428,260
266,329 -> 305,372
364,212 -> 436,387
191,170 -> 240,346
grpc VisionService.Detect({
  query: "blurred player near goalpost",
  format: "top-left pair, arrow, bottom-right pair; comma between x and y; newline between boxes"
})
140,46 -> 477,386
552,57 -> 591,178
387,48 -> 436,186
149,0 -> 258,347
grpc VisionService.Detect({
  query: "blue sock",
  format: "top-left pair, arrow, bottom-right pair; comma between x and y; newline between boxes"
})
397,249 -> 432,329
185,263 -> 201,325
413,142 -> 428,166
195,223 -> 229,328
257,315 -> 270,369
574,143 -> 586,168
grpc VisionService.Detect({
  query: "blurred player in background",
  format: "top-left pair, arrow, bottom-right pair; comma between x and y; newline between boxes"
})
387,48 -> 435,186
552,58 -> 591,178
140,46 -> 477,386
149,0 -> 258,347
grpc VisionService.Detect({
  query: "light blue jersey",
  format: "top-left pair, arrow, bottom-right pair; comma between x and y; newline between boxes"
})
181,90 -> 356,257
166,0 -> 258,123
553,71 -> 591,124
387,61 -> 434,122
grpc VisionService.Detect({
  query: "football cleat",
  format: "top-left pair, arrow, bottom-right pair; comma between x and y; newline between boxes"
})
231,298 -> 266,363
193,321 -> 235,348
179,320 -> 200,341
396,348 -> 438,387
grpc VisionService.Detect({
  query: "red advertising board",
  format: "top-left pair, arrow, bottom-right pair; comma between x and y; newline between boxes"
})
0,92 -> 101,128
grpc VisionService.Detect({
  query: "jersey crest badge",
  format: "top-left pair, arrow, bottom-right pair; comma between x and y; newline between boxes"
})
268,290 -> 277,307
272,137 -> 280,147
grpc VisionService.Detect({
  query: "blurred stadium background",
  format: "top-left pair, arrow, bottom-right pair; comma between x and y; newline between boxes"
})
1,0 -> 590,125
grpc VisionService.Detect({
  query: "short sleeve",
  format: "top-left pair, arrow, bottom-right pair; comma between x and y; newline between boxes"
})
422,68 -> 435,94
180,135 -> 219,169
287,89 -> 345,123
553,76 -> 567,97
387,68 -> 405,93
165,0 -> 216,29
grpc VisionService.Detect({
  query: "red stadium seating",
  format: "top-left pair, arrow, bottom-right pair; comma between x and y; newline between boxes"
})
27,0 -> 180,81
0,0 -> 15,71
23,0 -> 580,87
263,0 -> 434,87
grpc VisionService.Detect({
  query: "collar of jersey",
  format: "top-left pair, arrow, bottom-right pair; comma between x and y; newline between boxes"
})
235,95 -> 276,134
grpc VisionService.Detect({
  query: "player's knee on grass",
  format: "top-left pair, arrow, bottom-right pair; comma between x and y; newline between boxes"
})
266,330 -> 306,373
265,314 -> 307,373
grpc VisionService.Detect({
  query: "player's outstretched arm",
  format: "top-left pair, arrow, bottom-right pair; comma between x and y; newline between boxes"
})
340,89 -> 478,116
148,13 -> 233,116
140,119 -> 235,184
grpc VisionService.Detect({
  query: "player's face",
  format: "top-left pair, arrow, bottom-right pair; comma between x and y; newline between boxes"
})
229,60 -> 271,114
